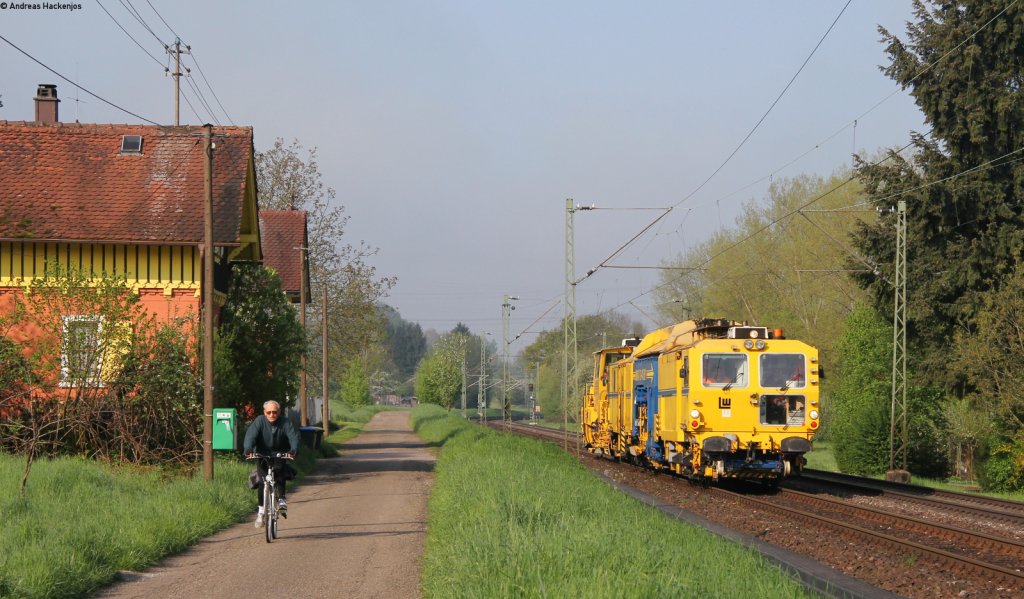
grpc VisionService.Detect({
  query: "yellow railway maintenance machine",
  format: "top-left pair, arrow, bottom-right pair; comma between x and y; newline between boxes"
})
583,319 -> 820,485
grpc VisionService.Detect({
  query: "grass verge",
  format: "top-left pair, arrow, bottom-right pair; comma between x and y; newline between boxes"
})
0,403 -> 386,599
411,404 -> 814,599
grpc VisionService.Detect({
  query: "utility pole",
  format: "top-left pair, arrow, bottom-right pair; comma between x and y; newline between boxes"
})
479,335 -> 487,424
322,286 -> 329,435
202,124 -> 214,480
166,38 -> 190,126
563,199 -> 593,450
502,294 -> 518,425
532,362 -> 540,426
461,338 -> 467,419
298,246 -> 308,426
887,200 -> 910,483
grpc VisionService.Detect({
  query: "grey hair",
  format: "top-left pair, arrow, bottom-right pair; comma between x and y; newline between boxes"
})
263,400 -> 281,411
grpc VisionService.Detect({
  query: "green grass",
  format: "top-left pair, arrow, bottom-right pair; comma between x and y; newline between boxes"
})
0,455 -> 254,599
412,404 -> 814,599
0,405 -> 385,599
805,440 -> 837,471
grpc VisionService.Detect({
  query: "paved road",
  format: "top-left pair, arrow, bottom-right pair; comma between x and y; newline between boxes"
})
97,411 -> 435,599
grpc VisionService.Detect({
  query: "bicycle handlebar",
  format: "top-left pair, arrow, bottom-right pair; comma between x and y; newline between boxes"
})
245,452 -> 294,460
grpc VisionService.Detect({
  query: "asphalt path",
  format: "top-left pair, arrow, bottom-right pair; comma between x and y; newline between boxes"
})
96,411 -> 435,599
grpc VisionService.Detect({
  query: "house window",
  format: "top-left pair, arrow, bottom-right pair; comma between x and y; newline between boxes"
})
61,315 -> 104,387
120,135 -> 143,154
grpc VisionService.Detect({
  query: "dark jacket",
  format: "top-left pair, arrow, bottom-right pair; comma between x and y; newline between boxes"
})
243,414 -> 301,455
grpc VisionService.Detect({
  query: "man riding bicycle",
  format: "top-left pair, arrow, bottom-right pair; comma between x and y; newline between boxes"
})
243,400 -> 300,527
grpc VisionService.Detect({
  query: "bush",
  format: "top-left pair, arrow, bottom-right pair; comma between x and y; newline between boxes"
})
830,306 -> 949,478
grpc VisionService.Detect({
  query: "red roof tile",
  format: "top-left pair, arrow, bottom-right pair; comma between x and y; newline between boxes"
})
0,121 -> 253,244
259,209 -> 308,296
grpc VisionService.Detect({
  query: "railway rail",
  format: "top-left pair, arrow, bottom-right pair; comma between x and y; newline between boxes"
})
794,469 -> 1024,526
496,420 -> 1024,597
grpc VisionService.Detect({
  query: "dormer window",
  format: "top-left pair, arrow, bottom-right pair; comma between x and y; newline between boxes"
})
120,135 -> 143,154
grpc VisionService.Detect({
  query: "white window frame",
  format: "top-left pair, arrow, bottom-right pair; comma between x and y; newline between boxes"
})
60,315 -> 105,388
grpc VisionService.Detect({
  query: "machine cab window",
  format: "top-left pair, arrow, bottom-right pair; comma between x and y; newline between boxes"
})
761,394 -> 806,425
759,354 -> 806,389
702,353 -> 747,388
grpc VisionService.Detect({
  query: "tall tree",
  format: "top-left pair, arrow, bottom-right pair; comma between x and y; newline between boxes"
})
338,358 -> 372,406
655,172 -> 871,361
852,1 -> 1024,388
256,138 -> 396,399
383,305 -> 427,380
414,333 -> 466,410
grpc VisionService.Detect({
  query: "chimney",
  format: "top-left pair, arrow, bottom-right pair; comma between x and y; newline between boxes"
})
34,84 -> 59,124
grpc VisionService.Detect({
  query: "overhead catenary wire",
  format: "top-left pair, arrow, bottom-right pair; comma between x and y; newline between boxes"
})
573,2 -> 852,285
604,139 -> 1024,319
670,0 -> 853,212
580,1 -> 1019,298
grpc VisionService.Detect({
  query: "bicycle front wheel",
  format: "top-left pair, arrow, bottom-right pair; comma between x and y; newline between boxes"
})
265,484 -> 275,543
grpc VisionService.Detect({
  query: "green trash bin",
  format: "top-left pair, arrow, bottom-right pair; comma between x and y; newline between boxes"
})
212,408 -> 237,450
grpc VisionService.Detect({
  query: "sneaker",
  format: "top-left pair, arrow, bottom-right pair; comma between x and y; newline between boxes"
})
277,498 -> 288,517
254,510 -> 265,528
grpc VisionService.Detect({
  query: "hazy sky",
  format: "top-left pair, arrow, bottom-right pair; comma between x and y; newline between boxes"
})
1,1 -> 926,354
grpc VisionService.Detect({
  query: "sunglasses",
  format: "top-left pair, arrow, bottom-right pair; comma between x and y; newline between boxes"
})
265,410 -> 279,415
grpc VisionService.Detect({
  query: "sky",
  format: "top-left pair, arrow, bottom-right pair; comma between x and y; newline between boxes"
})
1,1 -> 927,355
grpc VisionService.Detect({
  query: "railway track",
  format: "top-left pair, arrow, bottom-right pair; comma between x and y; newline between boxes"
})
496,420 -> 1024,597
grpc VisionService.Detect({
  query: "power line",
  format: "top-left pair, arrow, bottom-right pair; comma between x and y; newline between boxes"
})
0,33 -> 161,125
117,0 -> 164,46
143,0 -> 181,40
188,53 -> 235,125
95,0 -> 166,68
136,0 -> 233,125
184,74 -> 219,124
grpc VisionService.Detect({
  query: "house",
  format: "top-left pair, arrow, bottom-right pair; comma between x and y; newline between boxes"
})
258,209 -> 310,305
258,209 -> 312,423
0,84 -> 261,388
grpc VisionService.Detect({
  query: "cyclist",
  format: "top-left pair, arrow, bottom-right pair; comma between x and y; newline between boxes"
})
244,400 -> 300,527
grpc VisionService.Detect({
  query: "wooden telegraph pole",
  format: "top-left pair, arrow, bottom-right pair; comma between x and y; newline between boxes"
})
322,286 -> 329,436
202,124 -> 215,480
298,246 -> 308,426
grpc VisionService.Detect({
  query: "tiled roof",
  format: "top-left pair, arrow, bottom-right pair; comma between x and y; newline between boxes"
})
259,209 -> 308,296
0,121 -> 253,244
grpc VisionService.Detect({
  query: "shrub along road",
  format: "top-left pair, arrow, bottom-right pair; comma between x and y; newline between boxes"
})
96,411 -> 435,599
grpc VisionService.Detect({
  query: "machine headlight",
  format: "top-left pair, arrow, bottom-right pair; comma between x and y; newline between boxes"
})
809,410 -> 819,420
744,340 -> 754,349
690,409 -> 701,419
755,339 -> 766,350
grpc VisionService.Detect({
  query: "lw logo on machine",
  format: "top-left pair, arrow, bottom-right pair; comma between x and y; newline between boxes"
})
718,397 -> 731,409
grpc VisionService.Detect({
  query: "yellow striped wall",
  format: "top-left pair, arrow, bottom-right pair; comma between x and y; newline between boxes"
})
0,241 -> 201,295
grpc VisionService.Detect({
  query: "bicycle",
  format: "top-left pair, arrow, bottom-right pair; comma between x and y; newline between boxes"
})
246,452 -> 294,543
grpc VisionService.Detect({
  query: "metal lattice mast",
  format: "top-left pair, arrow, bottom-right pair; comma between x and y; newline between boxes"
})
461,338 -> 467,419
479,335 -> 487,424
889,200 -> 908,475
501,294 -> 518,425
563,198 -> 578,450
